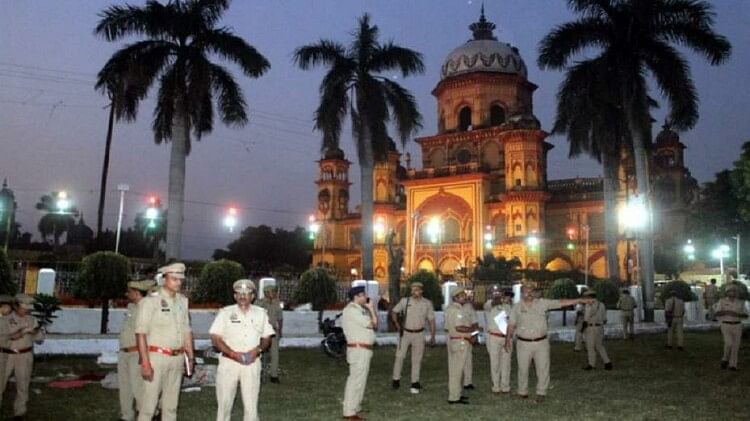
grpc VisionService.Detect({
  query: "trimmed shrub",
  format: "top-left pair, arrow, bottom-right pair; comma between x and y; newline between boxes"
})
592,279 -> 621,309
546,278 -> 580,300
401,270 -> 443,311
657,280 -> 697,305
74,251 -> 130,333
294,268 -> 338,311
719,281 -> 749,300
192,259 -> 245,306
0,249 -> 16,295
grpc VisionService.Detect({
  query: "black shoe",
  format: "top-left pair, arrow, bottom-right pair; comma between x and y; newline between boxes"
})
448,399 -> 469,405
460,396 -> 470,402
604,362 -> 613,371
677,346 -> 684,351
410,382 -> 422,394
721,361 -> 729,369
392,379 -> 400,390
583,365 -> 594,371
12,417 -> 25,421
270,376 -> 280,384
463,384 -> 475,390
729,367 -> 739,372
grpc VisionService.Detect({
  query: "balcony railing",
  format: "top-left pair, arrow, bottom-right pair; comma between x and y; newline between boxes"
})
408,162 -> 486,180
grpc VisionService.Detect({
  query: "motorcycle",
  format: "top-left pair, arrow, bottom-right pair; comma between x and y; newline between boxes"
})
319,312 -> 346,358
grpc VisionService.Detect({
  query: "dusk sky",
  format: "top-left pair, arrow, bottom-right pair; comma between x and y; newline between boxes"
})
1,0 -> 749,259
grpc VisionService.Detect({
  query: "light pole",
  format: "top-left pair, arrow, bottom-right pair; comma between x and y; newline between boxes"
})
581,224 -> 590,287
114,184 -> 129,254
308,214 -> 324,265
427,216 -> 442,275
683,239 -> 695,261
374,216 -> 386,243
712,244 -> 731,279
484,225 -> 493,256
732,234 -> 741,276
526,231 -> 541,271
619,197 -> 651,318
223,207 -> 238,233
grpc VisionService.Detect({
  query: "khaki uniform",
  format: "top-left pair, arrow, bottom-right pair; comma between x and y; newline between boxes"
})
484,300 -> 512,393
0,314 -> 13,409
665,297 -> 685,347
444,302 -> 472,401
617,294 -> 636,339
118,303 -> 143,421
342,302 -> 375,417
509,299 -> 562,397
134,288 -> 191,421
714,298 -> 747,368
462,302 -> 477,386
391,296 -> 435,383
704,284 -> 718,319
0,313 -> 38,417
257,297 -> 283,378
210,304 -> 275,421
574,304 -> 584,351
584,300 -> 611,367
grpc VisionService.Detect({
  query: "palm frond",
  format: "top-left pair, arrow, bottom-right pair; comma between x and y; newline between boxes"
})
188,0 -> 231,27
195,28 -> 270,77
94,0 -> 172,41
293,40 -> 347,70
381,79 -> 422,144
538,17 -> 610,69
209,62 -> 248,126
352,14 -> 378,68
152,65 -> 179,145
369,42 -> 425,76
641,39 -> 697,130
657,22 -> 731,65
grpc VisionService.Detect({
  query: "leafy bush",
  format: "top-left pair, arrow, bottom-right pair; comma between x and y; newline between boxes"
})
547,278 -> 580,300
593,279 -> 621,309
657,280 -> 697,305
719,281 -> 749,300
0,249 -> 16,295
401,270 -> 443,311
32,293 -> 62,329
293,268 -> 338,311
74,251 -> 130,333
192,259 -> 245,306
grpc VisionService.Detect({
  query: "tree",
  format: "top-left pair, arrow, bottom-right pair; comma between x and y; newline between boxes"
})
32,293 -> 62,330
213,225 -> 310,274
547,278 -> 580,326
657,280 -> 696,305
35,192 -> 79,253
473,254 -> 522,284
191,259 -> 244,305
74,251 -> 130,334
539,0 -> 731,321
294,267 -> 338,312
95,0 -> 270,260
592,279 -> 622,309
0,248 -> 16,295
294,14 -> 424,279
730,141 -> 750,224
403,270 -> 444,311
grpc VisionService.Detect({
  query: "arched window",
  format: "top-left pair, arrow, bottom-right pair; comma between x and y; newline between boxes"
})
443,217 -> 461,243
494,217 -> 506,243
490,104 -> 506,126
458,106 -> 472,131
430,149 -> 446,168
456,149 -> 472,164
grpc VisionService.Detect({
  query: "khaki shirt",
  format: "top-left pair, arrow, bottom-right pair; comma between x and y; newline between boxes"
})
509,299 -> 562,339
617,295 -> 636,312
584,300 -> 607,324
392,297 -> 435,330
7,313 -> 39,350
714,298 -> 747,323
665,297 -> 685,318
119,303 -> 138,348
342,302 -> 375,345
445,302 -> 473,338
258,298 -> 283,330
463,302 -> 477,325
209,304 -> 275,352
483,300 -> 511,333
0,315 -> 11,348
135,288 -> 191,350
704,285 -> 718,301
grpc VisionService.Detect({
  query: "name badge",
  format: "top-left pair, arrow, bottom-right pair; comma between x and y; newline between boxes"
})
161,309 -> 171,312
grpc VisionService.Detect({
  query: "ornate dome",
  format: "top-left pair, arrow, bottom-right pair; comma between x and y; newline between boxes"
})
323,146 -> 346,160
441,7 -> 527,80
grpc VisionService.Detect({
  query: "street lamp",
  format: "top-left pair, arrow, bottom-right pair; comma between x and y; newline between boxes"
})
56,191 -> 70,214
374,216 -> 386,242
526,232 -> 540,250
484,225 -> 493,253
145,196 -> 160,229
619,197 -> 648,231
683,239 -> 696,261
427,216 -> 442,274
223,207 -> 238,233
712,244 -> 731,278
115,184 -> 129,254
308,214 -> 326,265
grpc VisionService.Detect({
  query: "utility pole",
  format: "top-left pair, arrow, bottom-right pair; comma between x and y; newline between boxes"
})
115,184 -> 129,254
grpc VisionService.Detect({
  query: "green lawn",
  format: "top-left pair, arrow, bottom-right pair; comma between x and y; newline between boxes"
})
3,331 -> 749,420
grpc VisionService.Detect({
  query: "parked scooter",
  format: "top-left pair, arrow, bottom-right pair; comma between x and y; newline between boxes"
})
319,312 -> 346,358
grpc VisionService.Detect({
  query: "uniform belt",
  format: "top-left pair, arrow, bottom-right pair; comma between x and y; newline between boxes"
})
721,321 -> 741,325
403,328 -> 424,333
518,335 -> 547,342
120,346 -> 138,353
147,345 -> 184,356
449,336 -> 472,343
589,323 -> 603,327
347,343 -> 373,350
0,347 -> 32,354
488,331 -> 506,338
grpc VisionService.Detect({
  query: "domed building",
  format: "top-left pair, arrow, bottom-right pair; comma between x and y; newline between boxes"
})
310,11 -> 696,288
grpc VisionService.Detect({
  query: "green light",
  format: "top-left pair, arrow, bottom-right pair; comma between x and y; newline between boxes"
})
567,242 -> 575,250
309,232 -> 315,240
147,220 -> 156,229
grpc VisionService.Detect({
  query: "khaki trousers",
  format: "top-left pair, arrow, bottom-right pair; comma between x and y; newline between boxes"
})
0,352 -> 33,416
584,326 -> 610,367
621,311 -> 634,339
118,351 -> 143,421
486,335 -> 512,393
216,356 -> 262,421
391,331 -> 425,383
516,338 -> 550,397
574,320 -> 584,351
462,344 -> 473,386
343,348 -> 372,417
447,338 -> 470,401
667,317 -> 684,347
268,336 -> 279,378
720,323 -> 742,368
706,299 -> 716,319
138,353 -> 183,421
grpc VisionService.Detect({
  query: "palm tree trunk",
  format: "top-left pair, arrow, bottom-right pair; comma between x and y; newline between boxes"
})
100,298 -> 109,334
360,127 -> 375,280
96,101 -> 116,239
165,101 -> 188,262
602,151 -> 620,281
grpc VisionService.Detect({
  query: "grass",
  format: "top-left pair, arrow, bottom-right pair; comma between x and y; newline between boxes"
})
2,331 -> 749,420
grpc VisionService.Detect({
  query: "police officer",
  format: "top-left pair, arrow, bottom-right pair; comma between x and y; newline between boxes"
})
484,286 -> 513,395
118,280 -> 155,421
390,281 -> 436,394
582,290 -> 612,370
664,290 -> 685,350
210,279 -> 274,421
704,278 -> 719,320
616,289 -> 636,339
342,286 -> 377,420
573,302 -> 584,351
135,263 -> 194,421
506,285 -> 591,402
257,284 -> 283,383
714,284 -> 748,370
461,292 -> 479,391
0,294 -> 41,419
445,288 -> 474,404
0,295 -> 16,410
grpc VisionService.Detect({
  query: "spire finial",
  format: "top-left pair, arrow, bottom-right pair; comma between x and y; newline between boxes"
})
480,2 -> 486,22
469,3 -> 497,40
1,178 -> 6,188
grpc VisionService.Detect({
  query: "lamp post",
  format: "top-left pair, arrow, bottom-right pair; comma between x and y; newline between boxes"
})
581,224 -> 590,287
308,214 -> 324,265
619,196 -> 651,319
732,234 -> 741,276
374,216 -> 386,243
712,244 -> 731,279
223,207 -> 238,233
526,232 -> 540,270
427,216 -> 442,275
683,239 -> 696,261
484,225 -> 493,256
114,184 -> 129,254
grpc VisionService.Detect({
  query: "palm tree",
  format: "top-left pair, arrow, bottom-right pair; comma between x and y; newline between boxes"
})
538,0 -> 730,321
294,14 -> 424,279
95,0 -> 270,260
36,192 -> 79,253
